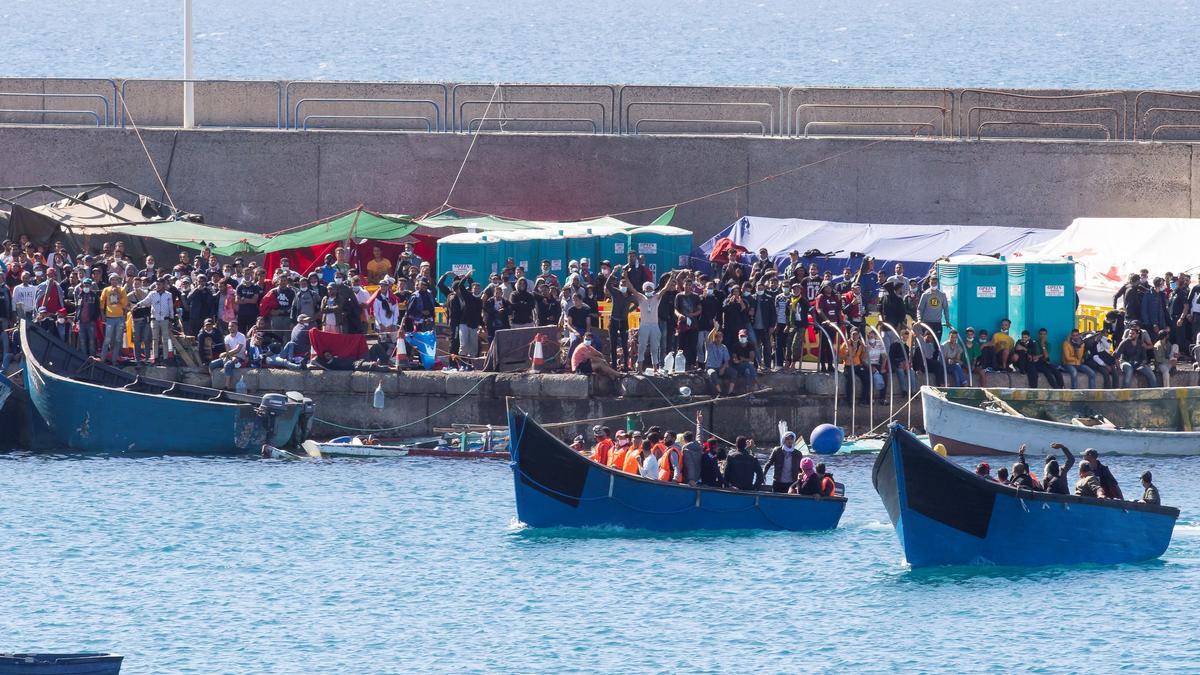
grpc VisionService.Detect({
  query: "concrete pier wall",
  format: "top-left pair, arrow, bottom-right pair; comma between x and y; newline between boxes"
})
0,125 -> 1195,243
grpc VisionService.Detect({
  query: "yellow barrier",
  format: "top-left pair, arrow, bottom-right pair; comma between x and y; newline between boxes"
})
1076,304 -> 1110,332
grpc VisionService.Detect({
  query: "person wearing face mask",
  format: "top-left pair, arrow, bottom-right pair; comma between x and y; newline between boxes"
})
627,270 -> 677,373
509,278 -> 536,329
536,259 -> 560,289
570,331 -> 621,379
772,275 -> 790,370
593,261 -> 612,301
764,431 -> 805,493
721,283 -> 753,343
839,328 -> 870,405
696,280 -> 723,354
674,278 -> 702,370
727,328 -> 757,393
917,275 -> 951,339
750,280 -> 775,370
703,326 -> 734,395
1060,328 -> 1097,388
483,286 -> 512,336
605,265 -> 634,371
185,274 -> 218,337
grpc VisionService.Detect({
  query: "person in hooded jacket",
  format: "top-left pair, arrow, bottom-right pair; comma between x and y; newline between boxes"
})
879,281 -> 908,331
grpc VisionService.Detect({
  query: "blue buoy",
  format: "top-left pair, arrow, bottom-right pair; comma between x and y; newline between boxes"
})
809,424 -> 844,455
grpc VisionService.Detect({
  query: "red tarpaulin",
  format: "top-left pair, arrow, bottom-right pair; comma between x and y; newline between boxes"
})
308,329 -> 368,360
264,235 -> 439,280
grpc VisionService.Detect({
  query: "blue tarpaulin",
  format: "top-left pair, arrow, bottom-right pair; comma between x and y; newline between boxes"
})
696,216 -> 1058,285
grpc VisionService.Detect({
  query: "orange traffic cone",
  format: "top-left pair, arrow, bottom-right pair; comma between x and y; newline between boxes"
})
531,333 -> 545,373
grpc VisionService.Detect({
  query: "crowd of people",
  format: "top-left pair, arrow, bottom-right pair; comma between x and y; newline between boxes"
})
1,236 -> 1196,399
972,443 -> 1161,504
573,418 -> 838,496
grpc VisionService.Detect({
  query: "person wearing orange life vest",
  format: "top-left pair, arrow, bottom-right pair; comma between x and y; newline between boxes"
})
621,436 -> 647,474
658,431 -> 685,483
589,425 -> 613,466
816,462 -> 837,497
608,430 -> 631,470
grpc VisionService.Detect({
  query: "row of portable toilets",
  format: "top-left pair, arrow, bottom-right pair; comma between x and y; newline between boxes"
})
937,258 -> 1077,360
435,224 -> 693,288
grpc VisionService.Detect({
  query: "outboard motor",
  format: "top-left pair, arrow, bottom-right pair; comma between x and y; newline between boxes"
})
287,390 -> 316,445
259,393 -> 290,443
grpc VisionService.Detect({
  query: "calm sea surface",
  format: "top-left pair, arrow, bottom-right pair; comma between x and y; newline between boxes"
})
2,0 -> 1197,89
1,450 -> 1197,673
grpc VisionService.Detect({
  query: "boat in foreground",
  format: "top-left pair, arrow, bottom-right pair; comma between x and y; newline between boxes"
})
508,409 -> 846,532
923,385 -> 1200,456
308,432 -> 510,459
20,321 -> 314,453
0,652 -> 122,675
872,423 -> 1179,568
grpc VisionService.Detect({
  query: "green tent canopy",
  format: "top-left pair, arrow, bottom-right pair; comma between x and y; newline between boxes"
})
105,220 -> 270,256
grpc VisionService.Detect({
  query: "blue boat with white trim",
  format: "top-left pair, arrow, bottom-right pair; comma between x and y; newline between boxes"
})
507,409 -> 846,532
873,423 -> 1180,568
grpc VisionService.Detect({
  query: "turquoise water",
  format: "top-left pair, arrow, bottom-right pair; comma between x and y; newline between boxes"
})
2,451 -> 1197,672
2,0 -> 1197,88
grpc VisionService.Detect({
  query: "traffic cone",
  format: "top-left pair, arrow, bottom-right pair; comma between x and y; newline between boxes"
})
395,330 -> 407,365
531,333 -> 546,373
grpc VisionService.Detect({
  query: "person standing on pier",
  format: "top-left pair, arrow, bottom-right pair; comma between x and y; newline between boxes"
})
98,273 -> 129,366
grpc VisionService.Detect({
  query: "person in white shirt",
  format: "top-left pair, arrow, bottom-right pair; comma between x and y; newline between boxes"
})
209,321 -> 247,379
134,277 -> 177,364
887,263 -> 911,299
12,272 -> 39,320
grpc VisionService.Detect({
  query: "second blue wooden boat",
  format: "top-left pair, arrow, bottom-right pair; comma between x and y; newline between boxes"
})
508,409 -> 846,532
873,423 -> 1180,568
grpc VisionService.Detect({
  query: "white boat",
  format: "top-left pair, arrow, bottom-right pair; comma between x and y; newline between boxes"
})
306,436 -> 508,459
922,385 -> 1200,456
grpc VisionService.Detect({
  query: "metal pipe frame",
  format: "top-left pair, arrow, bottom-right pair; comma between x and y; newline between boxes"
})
457,99 -> 605,134
802,121 -> 937,137
864,323 -> 889,432
0,92 -> 110,126
467,117 -> 599,134
912,321 -> 950,389
1149,124 -> 1200,141
619,84 -> 781,134
1133,91 -> 1200,140
286,81 -> 449,130
453,83 -> 616,133
792,103 -> 948,137
785,87 -> 954,136
958,89 -> 1128,139
301,115 -> 433,132
968,106 -> 1120,141
0,109 -> 100,127
877,321 -> 913,428
624,100 -> 776,136
975,121 -> 1112,141
632,118 -> 766,135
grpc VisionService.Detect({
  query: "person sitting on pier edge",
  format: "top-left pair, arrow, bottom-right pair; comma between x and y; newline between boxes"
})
764,431 -> 804,493
1138,471 -> 1161,505
728,329 -> 757,393
1027,328 -> 1064,389
589,426 -> 613,466
723,436 -> 764,491
703,326 -> 734,395
1061,328 -> 1098,389
1082,448 -> 1123,499
571,332 -> 620,379
1074,461 -> 1107,499
788,456 -> 822,495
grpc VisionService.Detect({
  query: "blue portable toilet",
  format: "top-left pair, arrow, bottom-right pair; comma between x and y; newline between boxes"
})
496,230 -> 540,277
589,223 -> 636,265
629,225 -> 694,278
436,232 -> 501,297
534,231 -> 568,282
936,259 -> 1010,339
1007,259 -> 1077,361
562,229 -> 600,271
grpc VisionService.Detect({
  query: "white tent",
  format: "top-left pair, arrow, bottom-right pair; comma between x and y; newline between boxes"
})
1015,217 -> 1198,307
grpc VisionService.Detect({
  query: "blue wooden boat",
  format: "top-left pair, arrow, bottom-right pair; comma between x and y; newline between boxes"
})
0,653 -> 122,675
20,321 -> 315,453
507,409 -> 846,532
872,423 -> 1180,568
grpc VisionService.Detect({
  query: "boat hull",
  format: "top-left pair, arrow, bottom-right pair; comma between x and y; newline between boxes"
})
0,653 -> 122,675
923,387 -> 1200,456
509,410 -> 846,532
20,322 -> 306,454
873,424 -> 1179,567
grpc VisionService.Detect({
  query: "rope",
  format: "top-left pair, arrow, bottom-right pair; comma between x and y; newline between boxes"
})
115,85 -> 177,211
442,84 -> 500,209
856,388 -> 922,438
641,374 -> 740,446
312,373 -> 487,432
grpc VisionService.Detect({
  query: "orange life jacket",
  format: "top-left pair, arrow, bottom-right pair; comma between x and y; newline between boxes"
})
609,444 -> 629,470
621,448 -> 644,474
592,438 -> 613,466
658,446 -> 683,483
819,475 -> 836,497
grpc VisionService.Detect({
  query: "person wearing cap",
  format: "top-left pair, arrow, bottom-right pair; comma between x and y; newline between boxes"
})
1137,471 -> 1161,505
1117,326 -> 1158,387
589,426 -> 614,466
98,273 -> 130,366
604,265 -> 636,371
34,267 -> 66,317
626,270 -> 677,372
608,430 -> 632,470
1041,442 -> 1076,495
974,462 -> 995,482
276,314 -> 314,366
1082,448 -> 1123,499
1074,461 -> 1107,498
195,317 -> 224,362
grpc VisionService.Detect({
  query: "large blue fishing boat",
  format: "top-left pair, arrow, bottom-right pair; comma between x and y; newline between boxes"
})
507,409 -> 846,532
873,423 -> 1179,567
20,321 -> 314,453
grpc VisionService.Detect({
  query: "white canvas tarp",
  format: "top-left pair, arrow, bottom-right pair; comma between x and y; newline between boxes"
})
1015,217 -> 1198,307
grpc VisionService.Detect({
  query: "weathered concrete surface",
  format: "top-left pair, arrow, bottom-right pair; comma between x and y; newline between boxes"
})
0,125 -> 1194,242
142,366 -> 1200,442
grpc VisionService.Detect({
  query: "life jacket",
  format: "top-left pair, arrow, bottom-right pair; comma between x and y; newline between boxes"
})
650,442 -> 666,459
658,446 -> 683,483
819,475 -> 836,497
592,438 -> 613,466
609,444 -> 629,470
621,448 -> 644,475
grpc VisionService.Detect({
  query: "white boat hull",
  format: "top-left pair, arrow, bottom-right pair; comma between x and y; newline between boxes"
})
922,387 -> 1200,456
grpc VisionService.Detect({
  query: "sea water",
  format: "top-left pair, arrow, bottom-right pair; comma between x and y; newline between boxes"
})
2,451 -> 1197,672
3,0 -> 1197,89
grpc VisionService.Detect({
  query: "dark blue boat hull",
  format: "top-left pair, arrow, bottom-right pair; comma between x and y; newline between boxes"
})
509,411 -> 846,532
0,653 -> 122,675
873,424 -> 1180,567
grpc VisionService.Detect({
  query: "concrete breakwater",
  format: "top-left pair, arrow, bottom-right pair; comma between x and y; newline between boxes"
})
135,366 -> 1200,442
